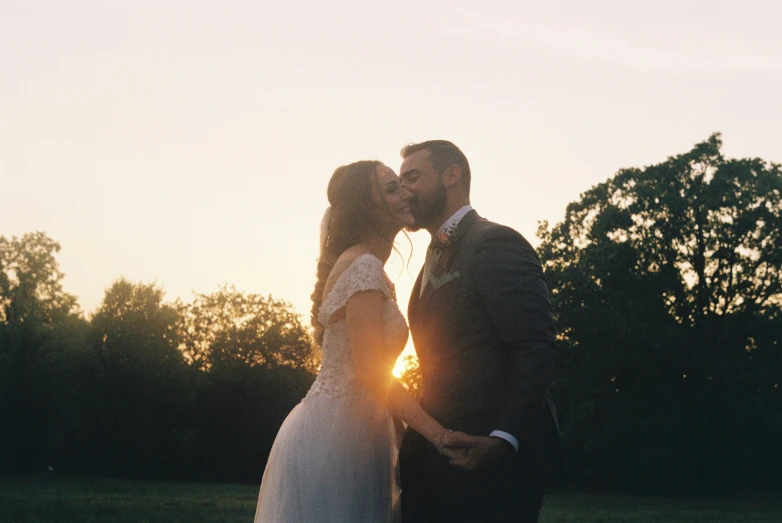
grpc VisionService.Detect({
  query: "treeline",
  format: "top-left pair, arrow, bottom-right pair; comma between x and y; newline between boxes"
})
1,133 -> 781,493
0,237 -> 316,482
539,134 -> 782,492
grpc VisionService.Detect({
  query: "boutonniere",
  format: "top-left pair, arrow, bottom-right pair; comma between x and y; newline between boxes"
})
430,223 -> 458,255
429,222 -> 460,278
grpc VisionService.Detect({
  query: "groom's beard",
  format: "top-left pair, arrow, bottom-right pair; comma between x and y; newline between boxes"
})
408,182 -> 447,232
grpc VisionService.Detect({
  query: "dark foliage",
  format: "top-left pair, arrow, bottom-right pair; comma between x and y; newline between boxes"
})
538,134 -> 782,492
0,234 -> 315,482
3,135 -> 779,491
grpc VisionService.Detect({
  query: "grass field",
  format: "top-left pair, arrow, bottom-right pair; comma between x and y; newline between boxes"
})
1,475 -> 780,523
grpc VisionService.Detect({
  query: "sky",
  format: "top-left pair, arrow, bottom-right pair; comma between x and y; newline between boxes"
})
3,0 -> 781,364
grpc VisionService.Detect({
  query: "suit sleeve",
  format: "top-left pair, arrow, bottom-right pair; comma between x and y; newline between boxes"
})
472,228 -> 558,440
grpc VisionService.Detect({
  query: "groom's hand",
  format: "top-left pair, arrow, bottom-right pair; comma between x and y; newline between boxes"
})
442,432 -> 513,471
439,446 -> 468,461
433,431 -> 468,461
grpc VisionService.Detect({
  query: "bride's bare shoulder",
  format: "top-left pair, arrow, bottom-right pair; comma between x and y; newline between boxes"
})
333,246 -> 372,272
322,246 -> 373,296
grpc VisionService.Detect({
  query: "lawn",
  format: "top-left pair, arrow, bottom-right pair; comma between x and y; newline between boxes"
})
1,475 -> 780,522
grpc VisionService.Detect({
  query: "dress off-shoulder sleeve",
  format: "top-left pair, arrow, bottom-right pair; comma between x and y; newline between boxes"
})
317,253 -> 391,326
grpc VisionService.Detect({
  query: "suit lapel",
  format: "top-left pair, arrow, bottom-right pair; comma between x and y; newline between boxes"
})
412,210 -> 481,316
440,210 -> 479,265
419,272 -> 436,306
408,266 -> 424,325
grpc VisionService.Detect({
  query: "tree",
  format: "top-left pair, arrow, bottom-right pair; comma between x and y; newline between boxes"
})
178,286 -> 316,481
0,232 -> 81,472
88,279 -> 193,478
0,233 -> 319,481
538,134 -> 782,491
178,286 -> 315,372
0,232 -> 78,325
397,354 -> 423,400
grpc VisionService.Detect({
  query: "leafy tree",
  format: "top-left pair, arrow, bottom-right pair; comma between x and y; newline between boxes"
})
0,232 -> 81,472
0,232 -> 78,325
179,286 -> 315,372
397,354 -> 422,400
87,279 -> 193,478
538,134 -> 782,491
178,286 -> 316,481
0,234 -> 319,482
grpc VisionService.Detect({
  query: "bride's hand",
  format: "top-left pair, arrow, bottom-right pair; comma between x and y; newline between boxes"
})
432,429 -> 468,460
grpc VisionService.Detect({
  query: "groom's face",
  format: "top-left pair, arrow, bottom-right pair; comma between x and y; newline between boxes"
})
400,150 -> 448,232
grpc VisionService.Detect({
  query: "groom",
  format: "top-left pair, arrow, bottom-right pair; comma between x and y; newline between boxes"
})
398,140 -> 567,523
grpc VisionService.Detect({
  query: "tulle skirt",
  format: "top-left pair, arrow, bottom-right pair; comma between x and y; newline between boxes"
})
254,389 -> 401,522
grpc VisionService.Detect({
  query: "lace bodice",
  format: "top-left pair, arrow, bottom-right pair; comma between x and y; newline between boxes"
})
306,254 -> 409,399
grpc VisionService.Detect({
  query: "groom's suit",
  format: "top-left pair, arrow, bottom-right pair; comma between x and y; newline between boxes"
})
400,210 -> 567,522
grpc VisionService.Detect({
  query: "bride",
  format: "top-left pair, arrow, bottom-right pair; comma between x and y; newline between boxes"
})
254,160 -> 459,522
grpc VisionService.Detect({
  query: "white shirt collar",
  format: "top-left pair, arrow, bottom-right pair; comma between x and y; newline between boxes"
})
435,205 -> 474,236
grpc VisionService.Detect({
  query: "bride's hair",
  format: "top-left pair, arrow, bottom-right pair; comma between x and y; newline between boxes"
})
310,160 -> 385,346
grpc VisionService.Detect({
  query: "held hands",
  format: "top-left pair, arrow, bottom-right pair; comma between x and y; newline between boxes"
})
439,431 -> 513,471
431,429 -> 468,461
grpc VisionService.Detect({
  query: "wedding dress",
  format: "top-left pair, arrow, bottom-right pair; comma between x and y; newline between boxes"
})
254,253 -> 407,522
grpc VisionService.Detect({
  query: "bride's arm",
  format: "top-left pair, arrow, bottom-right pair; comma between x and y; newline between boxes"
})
346,290 -> 449,448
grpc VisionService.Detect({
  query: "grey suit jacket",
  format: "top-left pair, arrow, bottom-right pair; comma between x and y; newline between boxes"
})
403,210 -> 566,496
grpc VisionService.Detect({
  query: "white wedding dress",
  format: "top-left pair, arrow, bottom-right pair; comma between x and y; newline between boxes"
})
254,253 -> 407,522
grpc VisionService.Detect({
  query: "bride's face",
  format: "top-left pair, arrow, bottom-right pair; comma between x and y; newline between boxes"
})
374,165 -> 415,230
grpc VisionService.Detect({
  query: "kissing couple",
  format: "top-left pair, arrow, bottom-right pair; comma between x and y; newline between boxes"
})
254,140 -> 567,523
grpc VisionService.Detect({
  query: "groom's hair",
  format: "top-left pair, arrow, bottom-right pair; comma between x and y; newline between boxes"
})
400,140 -> 471,195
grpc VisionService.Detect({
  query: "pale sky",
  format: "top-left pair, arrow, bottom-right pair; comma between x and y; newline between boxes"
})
3,0 -> 781,364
